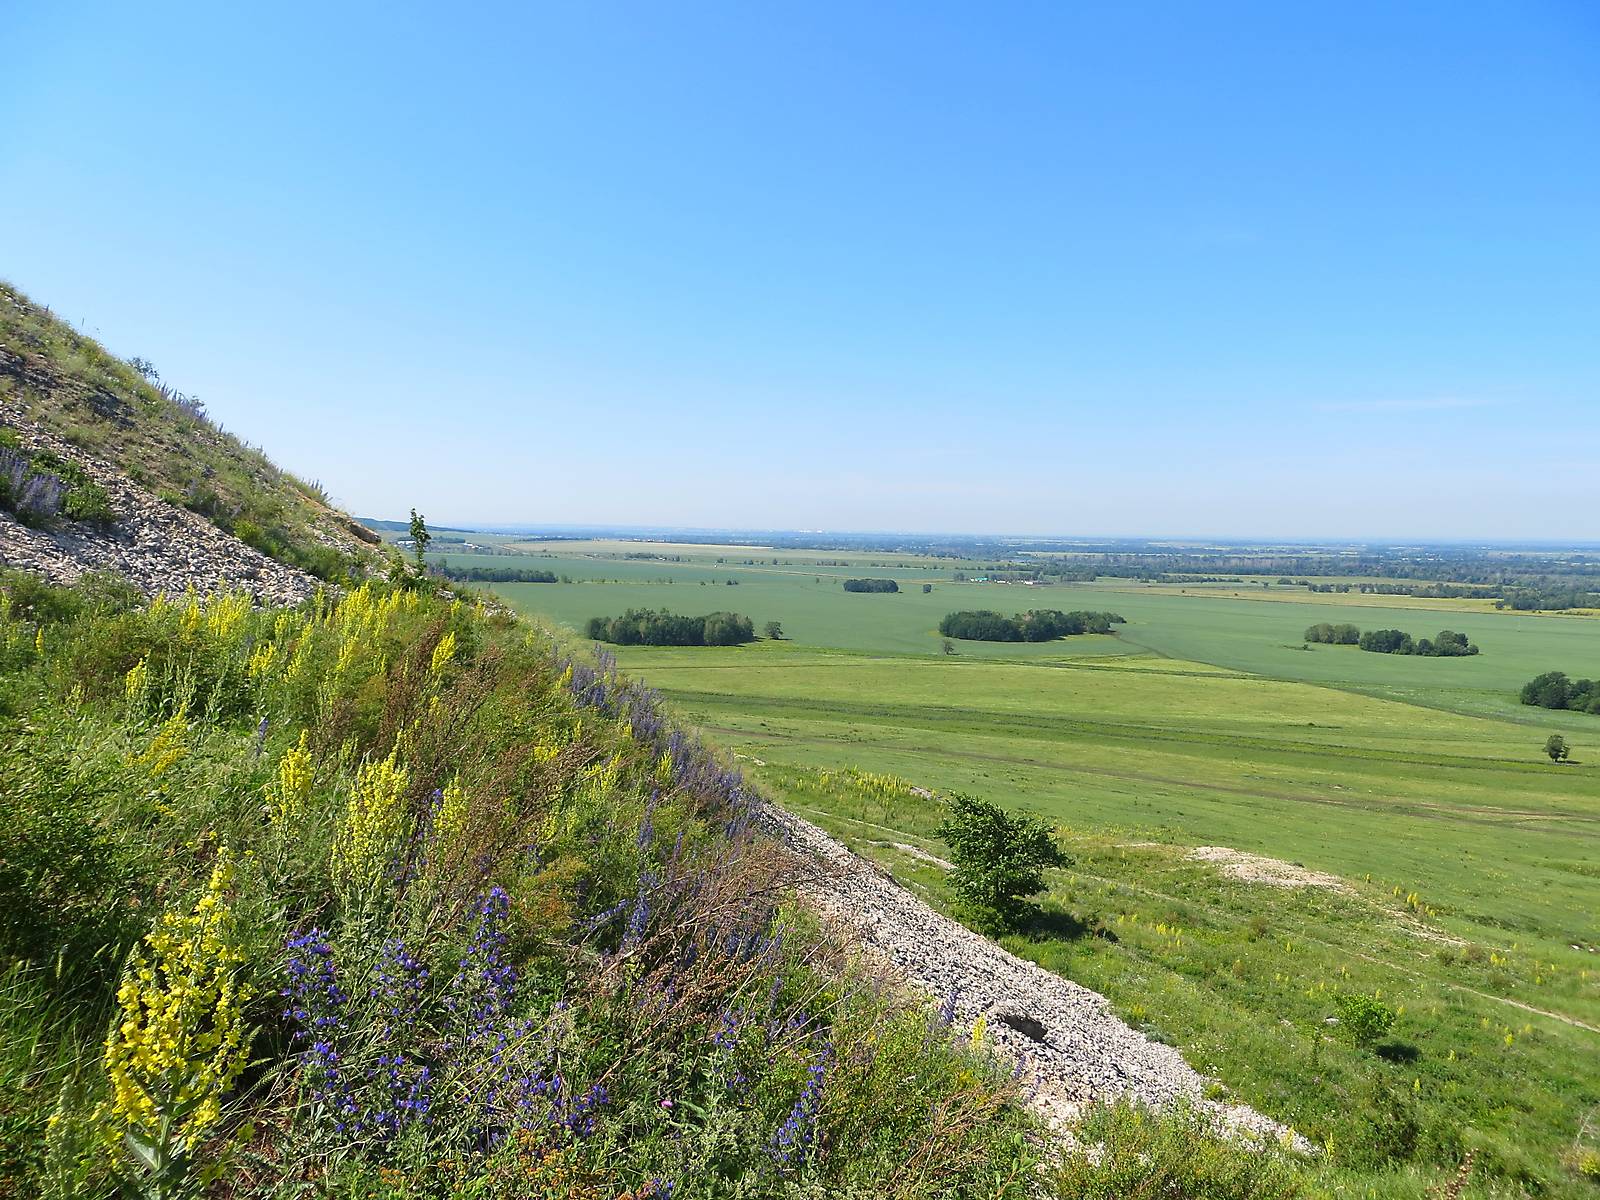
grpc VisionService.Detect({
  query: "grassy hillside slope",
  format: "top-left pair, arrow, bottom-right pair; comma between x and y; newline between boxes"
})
0,281 -> 376,581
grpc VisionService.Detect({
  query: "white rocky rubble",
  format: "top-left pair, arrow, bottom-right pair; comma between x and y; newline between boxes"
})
759,801 -> 1310,1150
0,407 -> 324,605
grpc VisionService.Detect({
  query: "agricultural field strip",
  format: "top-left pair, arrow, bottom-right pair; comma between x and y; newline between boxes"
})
664,687 -> 1596,793
791,805 -> 1600,1036
697,721 -> 1595,837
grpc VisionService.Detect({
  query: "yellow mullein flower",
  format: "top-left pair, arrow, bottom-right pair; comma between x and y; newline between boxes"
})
125,657 -> 151,704
331,750 -> 411,893
96,850 -> 253,1177
247,640 -> 278,679
204,591 -> 251,643
178,590 -> 203,637
434,776 -> 468,845
430,630 -> 457,677
134,710 -> 190,775
266,731 -> 315,827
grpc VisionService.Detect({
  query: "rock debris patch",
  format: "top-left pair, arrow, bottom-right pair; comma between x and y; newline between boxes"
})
1189,845 -> 1351,893
0,410 -> 322,605
759,802 -> 1309,1150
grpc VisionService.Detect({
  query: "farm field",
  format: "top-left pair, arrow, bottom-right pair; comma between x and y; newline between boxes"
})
466,538 -> 1600,1195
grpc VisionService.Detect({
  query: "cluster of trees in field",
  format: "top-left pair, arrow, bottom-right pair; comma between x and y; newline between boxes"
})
1304,622 -> 1361,644
1495,587 -> 1600,612
435,564 -> 559,583
585,609 -> 756,646
938,609 -> 1125,642
843,578 -> 900,593
1358,628 -> 1479,657
1307,622 -> 1479,656
1520,671 -> 1600,714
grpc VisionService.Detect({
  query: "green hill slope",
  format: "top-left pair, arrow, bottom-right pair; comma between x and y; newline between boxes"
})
0,281 -> 377,582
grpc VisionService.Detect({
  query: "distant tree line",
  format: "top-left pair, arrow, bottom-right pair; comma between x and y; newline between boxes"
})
435,564 -> 559,583
1358,628 -> 1479,657
938,609 -> 1125,643
585,609 -> 756,646
843,578 -> 899,593
1304,622 -> 1361,644
1519,672 -> 1600,714
1495,587 -> 1600,612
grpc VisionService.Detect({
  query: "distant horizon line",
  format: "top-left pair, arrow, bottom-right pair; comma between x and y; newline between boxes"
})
360,517 -> 1600,552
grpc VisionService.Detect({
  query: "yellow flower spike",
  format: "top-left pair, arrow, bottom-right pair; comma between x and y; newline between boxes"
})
247,641 -> 278,679
330,750 -> 411,895
124,657 -> 151,704
134,710 -> 191,776
95,848 -> 253,1176
266,731 -> 315,828
435,776 -> 468,845
430,630 -> 457,677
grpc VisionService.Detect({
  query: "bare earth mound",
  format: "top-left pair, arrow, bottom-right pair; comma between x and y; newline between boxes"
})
1189,845 -> 1352,892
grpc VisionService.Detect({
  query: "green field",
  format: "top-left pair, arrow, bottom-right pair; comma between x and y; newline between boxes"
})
467,539 -> 1600,1196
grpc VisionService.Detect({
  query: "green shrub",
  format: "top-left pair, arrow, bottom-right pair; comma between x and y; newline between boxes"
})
937,792 -> 1069,929
1333,992 -> 1397,1048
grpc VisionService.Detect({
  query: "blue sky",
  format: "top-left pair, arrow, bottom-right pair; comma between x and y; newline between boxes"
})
3,2 -> 1597,537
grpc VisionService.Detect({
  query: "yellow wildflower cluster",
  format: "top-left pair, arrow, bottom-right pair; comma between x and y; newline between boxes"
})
134,710 -> 191,776
125,657 -> 152,704
434,776 -> 468,845
331,750 -> 411,893
204,591 -> 252,643
98,850 -> 253,1157
430,629 -> 458,677
266,731 -> 315,827
246,641 -> 278,679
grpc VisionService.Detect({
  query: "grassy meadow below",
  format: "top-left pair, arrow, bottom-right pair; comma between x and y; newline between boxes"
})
466,539 -> 1600,1196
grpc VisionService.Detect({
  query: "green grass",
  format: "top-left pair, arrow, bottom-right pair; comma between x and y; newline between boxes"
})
474,542 -> 1600,1195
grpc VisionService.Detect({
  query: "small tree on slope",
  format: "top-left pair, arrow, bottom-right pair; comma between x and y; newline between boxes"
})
937,793 -> 1069,931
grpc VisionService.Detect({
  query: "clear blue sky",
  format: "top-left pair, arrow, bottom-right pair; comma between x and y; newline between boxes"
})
3,2 -> 1597,538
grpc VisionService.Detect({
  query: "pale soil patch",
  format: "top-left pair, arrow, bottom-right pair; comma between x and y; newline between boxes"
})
890,842 -> 954,870
1189,845 -> 1352,893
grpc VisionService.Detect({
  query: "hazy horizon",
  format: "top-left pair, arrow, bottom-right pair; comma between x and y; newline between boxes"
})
5,3 -> 1598,539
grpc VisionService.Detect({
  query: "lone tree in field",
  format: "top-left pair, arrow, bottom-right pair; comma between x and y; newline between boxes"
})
1546,734 -> 1570,762
409,508 -> 431,572
763,620 -> 784,640
936,793 -> 1069,930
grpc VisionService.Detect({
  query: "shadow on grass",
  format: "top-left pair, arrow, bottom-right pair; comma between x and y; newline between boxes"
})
1375,1040 -> 1421,1064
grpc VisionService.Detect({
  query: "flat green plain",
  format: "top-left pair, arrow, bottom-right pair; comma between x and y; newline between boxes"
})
464,541 -> 1600,1194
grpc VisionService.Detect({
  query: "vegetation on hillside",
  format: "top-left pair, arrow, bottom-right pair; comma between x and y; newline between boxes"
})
0,282 -> 375,581
0,428 -> 114,526
0,571 -> 1077,1198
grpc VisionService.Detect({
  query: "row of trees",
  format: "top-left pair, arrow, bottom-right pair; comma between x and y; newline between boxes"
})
436,564 -> 558,583
1358,628 -> 1479,657
938,609 -> 1125,642
1496,587 -> 1600,612
1304,622 -> 1361,644
842,578 -> 899,593
1520,672 -> 1600,714
585,609 -> 756,646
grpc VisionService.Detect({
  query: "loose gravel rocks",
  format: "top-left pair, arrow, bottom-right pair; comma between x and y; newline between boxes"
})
0,410 -> 323,605
759,801 -> 1309,1148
